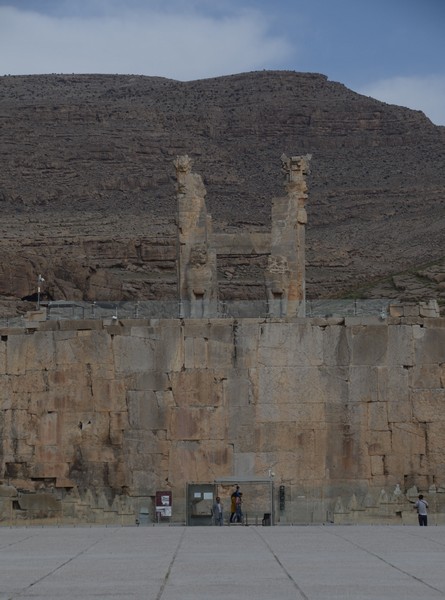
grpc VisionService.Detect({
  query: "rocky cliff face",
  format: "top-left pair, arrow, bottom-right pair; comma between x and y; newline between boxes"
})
1,71 -> 444,314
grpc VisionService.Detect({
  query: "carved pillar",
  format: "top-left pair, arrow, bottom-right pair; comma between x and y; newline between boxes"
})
266,154 -> 311,317
175,155 -> 217,317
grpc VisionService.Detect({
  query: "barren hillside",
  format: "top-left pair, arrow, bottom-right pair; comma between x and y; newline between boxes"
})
1,71 -> 444,315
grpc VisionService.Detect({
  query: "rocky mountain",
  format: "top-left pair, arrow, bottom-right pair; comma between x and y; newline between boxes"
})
1,71 -> 444,315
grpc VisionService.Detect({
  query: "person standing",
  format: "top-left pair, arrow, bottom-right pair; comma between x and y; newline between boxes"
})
230,485 -> 241,523
212,496 -> 224,526
234,492 -> 243,524
414,494 -> 429,526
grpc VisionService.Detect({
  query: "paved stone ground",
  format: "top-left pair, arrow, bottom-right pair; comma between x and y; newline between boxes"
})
1,525 -> 445,599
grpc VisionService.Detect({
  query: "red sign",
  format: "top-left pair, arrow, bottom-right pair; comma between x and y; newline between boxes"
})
155,491 -> 172,517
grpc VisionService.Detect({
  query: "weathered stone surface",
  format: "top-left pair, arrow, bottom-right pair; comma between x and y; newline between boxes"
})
1,72 -> 445,315
1,313 -> 445,525
175,155 -> 218,319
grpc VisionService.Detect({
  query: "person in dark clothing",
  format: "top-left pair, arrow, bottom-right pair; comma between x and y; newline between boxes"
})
212,496 -> 224,526
230,485 -> 241,523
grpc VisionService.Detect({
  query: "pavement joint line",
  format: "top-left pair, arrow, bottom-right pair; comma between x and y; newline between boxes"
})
324,528 -> 445,597
154,526 -> 186,600
0,535 -> 36,552
6,527 -> 119,600
253,528 -> 310,600
391,528 -> 445,550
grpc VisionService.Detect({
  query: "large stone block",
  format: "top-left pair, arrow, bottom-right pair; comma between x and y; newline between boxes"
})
92,378 -> 127,412
258,322 -> 323,367
234,321 -> 260,368
169,406 -> 227,441
38,411 -> 58,445
425,423 -> 445,458
183,329 -> 234,370
55,330 -> 112,366
410,364 -> 442,389
17,492 -> 60,512
51,411 -> 83,444
11,371 -> 48,394
53,336 -> 78,366
376,453 -> 402,476
184,336 -> 203,369
350,325 -> 387,366
129,465 -> 159,496
130,371 -> 170,391
127,390 -> 166,430
168,440 -> 232,484
170,369 -> 224,407
412,389 -> 445,422
44,381 -> 94,412
227,405 -> 256,446
322,325 -> 351,366
154,322 -> 183,372
123,431 -> 168,468
414,327 -> 445,364
113,334 -> 155,374
207,334 -> 234,368
257,366 -> 331,405
385,452 -> 423,476
387,400 -> 413,424
6,332 -> 55,375
255,400 -> 324,425
89,363 -> 116,380
319,366 -> 350,404
367,401 -> 389,432
326,424 -> 370,479
33,444 -> 64,465
390,422 -> 426,455
367,430 -> 392,455
108,411 -> 128,446
349,366 -> 379,403
387,324 -> 414,366
254,421 -> 298,452
378,365 -> 410,403
224,373 -> 253,407
325,401 -> 367,426
233,452 -> 256,477
233,424 -> 256,452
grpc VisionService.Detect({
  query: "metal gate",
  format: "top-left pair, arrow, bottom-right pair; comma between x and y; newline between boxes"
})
186,483 -> 216,526
186,477 -> 274,526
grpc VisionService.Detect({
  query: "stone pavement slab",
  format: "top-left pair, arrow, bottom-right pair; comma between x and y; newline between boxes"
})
0,525 -> 445,599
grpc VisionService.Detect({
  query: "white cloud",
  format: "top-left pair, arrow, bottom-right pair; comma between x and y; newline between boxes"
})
358,75 -> 445,127
0,6 -> 292,80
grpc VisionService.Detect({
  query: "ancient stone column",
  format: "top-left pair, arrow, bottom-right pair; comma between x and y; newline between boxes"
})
266,154 -> 311,317
175,155 -> 217,317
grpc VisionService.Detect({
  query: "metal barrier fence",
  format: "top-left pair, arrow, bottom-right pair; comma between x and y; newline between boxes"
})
0,299 -> 390,328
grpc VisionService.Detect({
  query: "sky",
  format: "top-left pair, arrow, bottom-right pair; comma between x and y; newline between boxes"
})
0,0 -> 444,125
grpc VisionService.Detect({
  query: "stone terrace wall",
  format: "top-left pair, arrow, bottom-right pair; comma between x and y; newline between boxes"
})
1,314 -> 445,525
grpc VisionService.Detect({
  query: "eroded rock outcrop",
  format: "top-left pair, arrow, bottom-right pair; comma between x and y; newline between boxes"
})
1,71 -> 444,313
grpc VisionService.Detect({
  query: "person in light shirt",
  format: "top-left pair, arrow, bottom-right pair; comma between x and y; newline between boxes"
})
414,494 -> 429,526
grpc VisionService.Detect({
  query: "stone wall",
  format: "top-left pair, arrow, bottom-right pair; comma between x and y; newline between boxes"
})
1,312 -> 445,525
